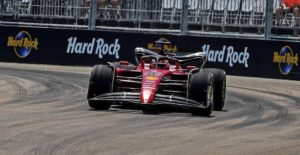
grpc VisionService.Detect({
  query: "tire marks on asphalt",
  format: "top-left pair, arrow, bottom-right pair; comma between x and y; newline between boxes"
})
0,65 -> 300,155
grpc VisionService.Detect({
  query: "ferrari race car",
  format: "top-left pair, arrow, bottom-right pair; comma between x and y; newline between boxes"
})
87,48 -> 226,116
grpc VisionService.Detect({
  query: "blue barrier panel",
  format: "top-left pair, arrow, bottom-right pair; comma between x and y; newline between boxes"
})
0,25 -> 299,80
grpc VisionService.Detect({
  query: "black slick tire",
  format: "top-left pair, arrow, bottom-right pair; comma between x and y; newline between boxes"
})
204,68 -> 226,111
189,71 -> 214,116
87,65 -> 113,110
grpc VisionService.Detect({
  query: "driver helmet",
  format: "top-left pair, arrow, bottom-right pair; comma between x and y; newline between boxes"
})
157,59 -> 170,69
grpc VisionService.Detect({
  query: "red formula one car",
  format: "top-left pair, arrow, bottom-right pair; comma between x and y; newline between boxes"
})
87,48 -> 226,116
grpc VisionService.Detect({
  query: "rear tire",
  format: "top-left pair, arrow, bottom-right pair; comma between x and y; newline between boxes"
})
87,65 -> 113,110
189,71 -> 214,116
204,68 -> 226,111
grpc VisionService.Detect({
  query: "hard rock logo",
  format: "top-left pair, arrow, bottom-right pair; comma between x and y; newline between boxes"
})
7,31 -> 39,58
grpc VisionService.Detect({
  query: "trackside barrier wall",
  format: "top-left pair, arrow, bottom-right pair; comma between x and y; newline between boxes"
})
0,26 -> 299,80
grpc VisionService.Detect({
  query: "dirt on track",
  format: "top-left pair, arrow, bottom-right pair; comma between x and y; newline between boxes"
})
0,63 -> 300,155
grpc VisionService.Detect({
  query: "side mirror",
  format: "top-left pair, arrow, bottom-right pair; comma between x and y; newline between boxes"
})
187,66 -> 196,70
120,61 -> 129,65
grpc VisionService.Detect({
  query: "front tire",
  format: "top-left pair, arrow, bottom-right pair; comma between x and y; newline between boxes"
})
189,71 -> 214,116
87,65 -> 113,110
204,68 -> 226,111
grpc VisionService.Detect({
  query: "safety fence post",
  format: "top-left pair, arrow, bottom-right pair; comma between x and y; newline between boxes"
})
88,0 -> 97,30
180,0 -> 188,35
265,0 -> 273,39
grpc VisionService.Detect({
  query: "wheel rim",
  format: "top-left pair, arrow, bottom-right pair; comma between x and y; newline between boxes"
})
207,83 -> 214,108
221,77 -> 226,104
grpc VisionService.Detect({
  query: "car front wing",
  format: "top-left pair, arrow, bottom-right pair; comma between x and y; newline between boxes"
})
89,92 -> 206,109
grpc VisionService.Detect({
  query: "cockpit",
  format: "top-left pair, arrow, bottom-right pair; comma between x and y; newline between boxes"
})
140,56 -> 179,70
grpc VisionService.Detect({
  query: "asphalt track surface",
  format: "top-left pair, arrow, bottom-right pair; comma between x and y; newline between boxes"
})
0,63 -> 300,155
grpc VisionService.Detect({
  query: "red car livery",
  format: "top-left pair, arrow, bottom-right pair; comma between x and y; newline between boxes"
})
87,47 -> 226,116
